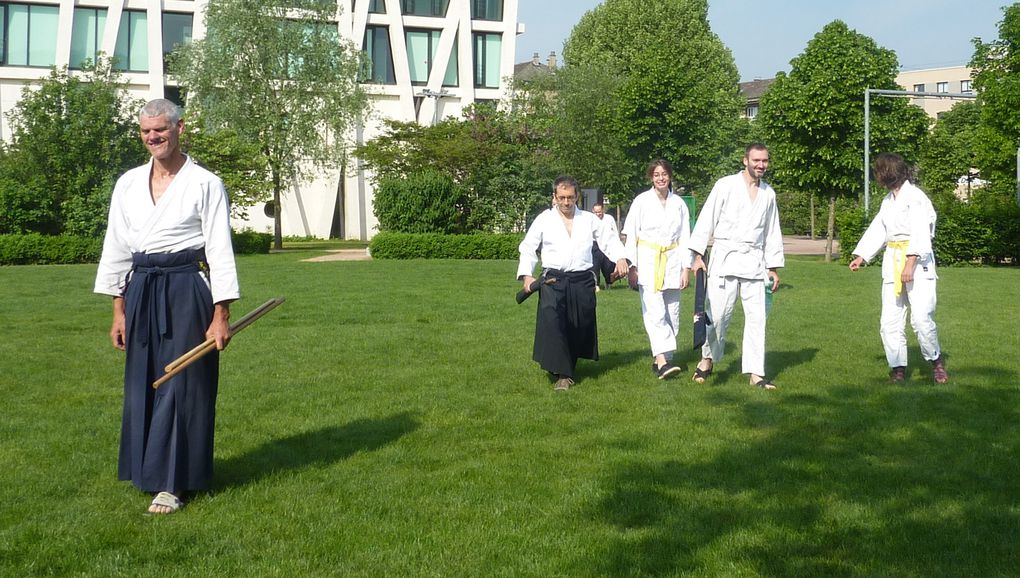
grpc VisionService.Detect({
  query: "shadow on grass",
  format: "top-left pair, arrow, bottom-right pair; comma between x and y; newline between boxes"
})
579,382 -> 1020,576
213,412 -> 419,491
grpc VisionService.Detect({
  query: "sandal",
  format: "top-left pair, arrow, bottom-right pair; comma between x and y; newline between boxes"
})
148,491 -> 184,515
692,366 -> 713,383
751,377 -> 777,390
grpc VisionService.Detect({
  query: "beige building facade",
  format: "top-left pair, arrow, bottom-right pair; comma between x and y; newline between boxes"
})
895,65 -> 975,118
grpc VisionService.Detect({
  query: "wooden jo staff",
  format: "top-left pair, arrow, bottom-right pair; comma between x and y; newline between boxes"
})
152,297 -> 286,389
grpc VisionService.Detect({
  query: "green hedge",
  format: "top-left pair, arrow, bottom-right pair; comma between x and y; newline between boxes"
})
0,230 -> 272,265
369,232 -> 523,260
837,200 -> 1020,266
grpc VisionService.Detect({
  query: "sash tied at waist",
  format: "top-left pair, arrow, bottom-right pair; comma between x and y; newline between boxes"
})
887,240 -> 910,296
129,250 -> 206,346
637,239 -> 678,292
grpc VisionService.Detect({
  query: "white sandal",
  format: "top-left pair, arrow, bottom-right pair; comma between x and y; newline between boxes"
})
148,491 -> 184,514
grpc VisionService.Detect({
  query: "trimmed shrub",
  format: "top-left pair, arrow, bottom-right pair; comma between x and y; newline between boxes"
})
232,229 -> 272,254
0,234 -> 102,265
373,170 -> 466,234
369,232 -> 522,260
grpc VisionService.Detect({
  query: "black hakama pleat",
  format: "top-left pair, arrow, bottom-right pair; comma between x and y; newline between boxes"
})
532,269 -> 598,378
119,250 -> 217,493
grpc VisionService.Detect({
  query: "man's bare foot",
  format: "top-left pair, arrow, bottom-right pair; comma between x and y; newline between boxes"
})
693,359 -> 713,383
750,374 -> 777,390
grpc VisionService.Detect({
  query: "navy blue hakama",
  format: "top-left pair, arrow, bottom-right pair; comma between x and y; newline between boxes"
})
533,269 -> 598,378
119,250 -> 218,493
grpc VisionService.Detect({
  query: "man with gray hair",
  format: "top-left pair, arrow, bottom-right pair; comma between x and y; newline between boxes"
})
95,99 -> 239,514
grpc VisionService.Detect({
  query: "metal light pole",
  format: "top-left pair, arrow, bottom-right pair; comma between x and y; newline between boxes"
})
419,88 -> 449,126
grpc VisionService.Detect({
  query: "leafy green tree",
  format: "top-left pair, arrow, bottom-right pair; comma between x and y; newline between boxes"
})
355,104 -> 555,233
918,101 -> 981,200
757,21 -> 930,260
373,170 -> 465,234
971,3 -> 1020,202
561,0 -> 743,198
170,0 -> 370,249
181,119 -> 272,221
0,59 -> 144,235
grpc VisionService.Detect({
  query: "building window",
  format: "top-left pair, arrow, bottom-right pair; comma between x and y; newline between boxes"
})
162,12 -> 193,65
368,0 -> 386,12
472,32 -> 501,88
363,25 -> 395,84
745,104 -> 759,119
2,3 -> 59,67
401,0 -> 448,17
961,79 -> 973,93
912,83 -> 925,93
936,81 -> 948,93
471,0 -> 503,20
70,7 -> 107,69
114,10 -> 148,72
405,29 -> 457,86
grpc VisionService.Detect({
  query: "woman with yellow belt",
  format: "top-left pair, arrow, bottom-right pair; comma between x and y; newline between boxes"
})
849,152 -> 948,384
622,159 -> 692,379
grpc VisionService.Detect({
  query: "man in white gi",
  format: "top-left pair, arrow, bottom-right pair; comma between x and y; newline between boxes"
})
591,202 -> 621,290
518,176 -> 629,391
95,99 -> 239,514
849,152 -> 948,384
689,143 -> 784,390
622,159 -> 692,379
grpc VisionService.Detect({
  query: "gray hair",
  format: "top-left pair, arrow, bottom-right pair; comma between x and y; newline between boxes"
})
139,99 -> 182,124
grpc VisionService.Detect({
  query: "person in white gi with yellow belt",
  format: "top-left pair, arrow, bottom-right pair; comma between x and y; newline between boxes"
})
849,152 -> 948,384
688,144 -> 784,390
622,159 -> 692,380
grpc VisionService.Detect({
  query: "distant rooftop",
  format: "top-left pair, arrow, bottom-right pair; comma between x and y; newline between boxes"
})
739,78 -> 775,100
514,51 -> 558,81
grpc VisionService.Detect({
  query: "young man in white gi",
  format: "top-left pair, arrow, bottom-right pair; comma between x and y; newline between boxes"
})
95,99 -> 239,514
518,176 -> 629,391
849,152 -> 948,384
622,159 -> 692,379
689,143 -> 784,390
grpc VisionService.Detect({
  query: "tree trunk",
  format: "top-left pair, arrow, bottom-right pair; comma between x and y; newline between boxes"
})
825,194 -> 836,263
272,169 -> 283,251
809,194 -> 817,240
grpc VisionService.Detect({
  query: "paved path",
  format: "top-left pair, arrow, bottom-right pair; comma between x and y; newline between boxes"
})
303,236 -> 838,262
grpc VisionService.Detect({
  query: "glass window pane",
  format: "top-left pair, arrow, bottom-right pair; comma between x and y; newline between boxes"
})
368,0 -> 386,13
363,26 -> 394,84
443,34 -> 457,87
71,8 -> 107,69
484,34 -> 500,88
162,12 -> 193,56
406,30 -> 430,83
115,11 -> 149,71
28,5 -> 59,66
402,0 -> 448,17
471,0 -> 502,20
7,6 -> 30,66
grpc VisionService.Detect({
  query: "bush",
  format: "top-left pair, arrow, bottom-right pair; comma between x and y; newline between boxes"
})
231,229 -> 272,254
369,232 -> 522,260
0,234 -> 102,265
373,170 -> 466,234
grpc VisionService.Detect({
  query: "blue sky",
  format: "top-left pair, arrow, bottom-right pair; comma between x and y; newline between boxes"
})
515,0 -> 1006,81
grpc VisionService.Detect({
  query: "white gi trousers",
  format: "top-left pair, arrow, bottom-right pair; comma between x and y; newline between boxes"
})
701,275 -> 766,376
880,276 -> 941,367
639,286 -> 680,357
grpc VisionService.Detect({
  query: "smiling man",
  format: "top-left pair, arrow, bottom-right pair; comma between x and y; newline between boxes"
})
688,143 -> 785,390
95,99 -> 239,514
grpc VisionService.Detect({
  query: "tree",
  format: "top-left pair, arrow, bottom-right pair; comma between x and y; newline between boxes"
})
355,104 -> 555,233
0,59 -> 144,236
918,101 -> 981,200
971,3 -> 1020,202
181,119 -> 272,221
170,0 -> 370,249
757,21 -> 930,260
561,0 -> 744,198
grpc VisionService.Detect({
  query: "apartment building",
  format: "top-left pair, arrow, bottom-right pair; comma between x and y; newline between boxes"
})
895,65 -> 975,118
0,0 -> 520,239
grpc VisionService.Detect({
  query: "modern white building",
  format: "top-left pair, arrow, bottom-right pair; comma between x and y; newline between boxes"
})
0,0 -> 521,239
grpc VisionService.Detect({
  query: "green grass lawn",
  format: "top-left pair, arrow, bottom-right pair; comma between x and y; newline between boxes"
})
1,253 -> 1018,577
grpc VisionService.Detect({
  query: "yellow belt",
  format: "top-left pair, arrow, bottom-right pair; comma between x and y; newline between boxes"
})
888,240 -> 910,296
637,239 -> 678,292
